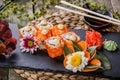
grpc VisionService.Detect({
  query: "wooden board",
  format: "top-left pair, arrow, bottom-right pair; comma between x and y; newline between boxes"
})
0,24 -> 120,79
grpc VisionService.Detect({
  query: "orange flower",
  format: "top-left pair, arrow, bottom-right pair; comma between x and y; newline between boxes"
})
0,43 -> 6,53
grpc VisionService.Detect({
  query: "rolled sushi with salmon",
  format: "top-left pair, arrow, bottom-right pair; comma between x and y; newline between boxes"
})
36,20 -> 53,30
19,26 -> 37,38
35,28 -> 52,50
51,24 -> 69,36
44,36 -> 64,58
60,32 -> 80,52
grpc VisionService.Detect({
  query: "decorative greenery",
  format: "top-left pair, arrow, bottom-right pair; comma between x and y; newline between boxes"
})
64,45 -> 73,56
1,0 -> 120,25
73,41 -> 82,51
0,0 -> 60,21
113,11 -> 120,20
69,0 -> 106,10
95,51 -> 111,70
85,0 -> 106,10
70,0 -> 120,20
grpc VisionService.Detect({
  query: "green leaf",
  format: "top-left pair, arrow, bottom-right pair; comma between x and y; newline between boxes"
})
86,65 -> 105,70
95,51 -> 111,70
73,41 -> 82,51
42,49 -> 47,53
49,0 -> 55,4
64,45 -> 72,56
28,17 -> 33,21
45,2 -> 50,8
42,0 -> 47,3
57,55 -> 64,61
87,46 -> 97,56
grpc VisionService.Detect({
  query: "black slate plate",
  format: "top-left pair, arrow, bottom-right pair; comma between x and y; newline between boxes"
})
0,24 -> 120,79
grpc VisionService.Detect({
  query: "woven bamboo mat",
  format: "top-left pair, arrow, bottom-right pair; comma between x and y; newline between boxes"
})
14,11 -> 120,80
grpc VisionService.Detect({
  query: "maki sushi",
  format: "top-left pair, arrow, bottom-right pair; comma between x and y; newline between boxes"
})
36,20 -> 53,30
19,26 -> 37,38
60,32 -> 80,52
61,32 -> 80,42
51,24 -> 69,36
35,28 -> 52,50
44,36 -> 64,58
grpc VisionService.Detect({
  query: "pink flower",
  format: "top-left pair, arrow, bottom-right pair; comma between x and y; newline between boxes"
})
20,34 -> 38,54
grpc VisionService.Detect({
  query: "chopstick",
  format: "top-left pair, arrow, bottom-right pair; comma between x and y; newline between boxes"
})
0,1 -> 12,11
61,1 -> 120,23
55,5 -> 120,25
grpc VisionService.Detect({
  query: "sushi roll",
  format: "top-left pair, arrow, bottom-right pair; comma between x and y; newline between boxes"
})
36,20 -> 53,30
61,32 -> 80,42
35,28 -> 52,50
60,32 -> 80,52
51,24 -> 69,36
44,36 -> 64,58
19,26 -> 37,38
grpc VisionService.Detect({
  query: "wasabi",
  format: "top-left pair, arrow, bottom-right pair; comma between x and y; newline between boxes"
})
104,40 -> 118,51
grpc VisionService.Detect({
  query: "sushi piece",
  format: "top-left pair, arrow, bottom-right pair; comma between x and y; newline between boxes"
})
51,24 -> 69,36
19,26 -> 37,38
35,28 -> 52,50
36,20 -> 53,30
60,32 -> 80,52
44,36 -> 64,58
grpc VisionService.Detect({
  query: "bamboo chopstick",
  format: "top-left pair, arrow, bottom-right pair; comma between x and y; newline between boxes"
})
61,1 -> 120,23
55,5 -> 120,25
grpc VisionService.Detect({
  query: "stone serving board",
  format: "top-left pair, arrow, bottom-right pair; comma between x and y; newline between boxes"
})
0,24 -> 120,79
